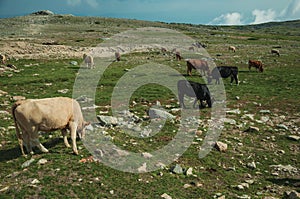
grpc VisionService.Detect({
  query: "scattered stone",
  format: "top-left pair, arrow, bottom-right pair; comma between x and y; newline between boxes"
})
244,126 -> 259,133
260,110 -> 271,114
277,124 -> 289,130
57,89 -> 69,94
183,184 -> 192,188
171,164 -> 183,174
245,179 -> 254,185
148,108 -> 175,120
161,193 -> 172,199
31,10 -> 54,15
37,159 -> 48,165
287,135 -> 300,141
31,179 -> 40,184
185,167 -> 193,176
237,195 -> 251,199
221,118 -> 236,125
21,158 -> 35,168
236,184 -> 244,190
70,61 -> 78,66
97,115 -> 119,126
0,186 -> 9,192
215,141 -> 228,152
226,109 -> 241,114
283,190 -> 300,199
243,114 -> 255,121
270,164 -> 298,173
12,96 -> 26,101
138,163 -> 147,173
0,110 -> 9,115
247,161 -> 257,169
142,152 -> 153,159
0,90 -> 8,96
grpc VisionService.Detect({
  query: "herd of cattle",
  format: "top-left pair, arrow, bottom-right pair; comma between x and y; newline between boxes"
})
4,44 -> 280,156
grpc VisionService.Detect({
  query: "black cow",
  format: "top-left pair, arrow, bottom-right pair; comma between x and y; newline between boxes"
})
207,66 -> 238,85
177,80 -> 212,109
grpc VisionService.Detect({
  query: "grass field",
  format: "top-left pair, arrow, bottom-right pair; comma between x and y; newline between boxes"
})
0,14 -> 299,198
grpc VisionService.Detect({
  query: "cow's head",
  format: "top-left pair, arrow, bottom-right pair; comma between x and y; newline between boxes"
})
77,121 -> 90,139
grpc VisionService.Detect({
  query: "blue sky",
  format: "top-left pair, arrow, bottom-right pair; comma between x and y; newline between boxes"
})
0,0 -> 299,25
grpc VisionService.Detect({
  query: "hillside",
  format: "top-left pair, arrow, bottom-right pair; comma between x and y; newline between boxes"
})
0,14 -> 299,198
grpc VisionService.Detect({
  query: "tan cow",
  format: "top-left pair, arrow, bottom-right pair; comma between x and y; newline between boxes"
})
271,49 -> 280,56
228,46 -> 236,52
186,59 -> 209,76
0,54 -> 6,64
12,97 -> 89,156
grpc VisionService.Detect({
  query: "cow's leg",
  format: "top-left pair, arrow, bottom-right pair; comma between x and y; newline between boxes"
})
69,122 -> 79,155
18,138 -> 26,157
178,93 -> 187,109
17,126 -> 27,157
32,139 -> 49,153
61,129 -> 71,148
30,129 -> 49,153
234,75 -> 239,85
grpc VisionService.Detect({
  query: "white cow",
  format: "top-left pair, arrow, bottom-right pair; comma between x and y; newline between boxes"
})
83,54 -> 95,69
12,97 -> 89,156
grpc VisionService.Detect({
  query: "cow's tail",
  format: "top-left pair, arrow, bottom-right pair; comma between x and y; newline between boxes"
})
11,101 -> 26,156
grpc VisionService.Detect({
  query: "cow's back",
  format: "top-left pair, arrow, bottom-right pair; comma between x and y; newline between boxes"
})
14,97 -> 78,132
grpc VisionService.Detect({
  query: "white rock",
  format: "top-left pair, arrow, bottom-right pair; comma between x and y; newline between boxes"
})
142,152 -> 153,159
215,141 -> 228,152
185,167 -> 193,176
138,163 -> 147,173
161,193 -> 172,199
37,159 -> 48,165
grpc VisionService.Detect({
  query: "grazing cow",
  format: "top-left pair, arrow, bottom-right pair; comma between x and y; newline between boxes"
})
271,49 -> 280,56
248,60 -> 263,72
207,66 -> 239,85
12,97 -> 89,156
115,52 -> 121,61
83,54 -> 95,69
228,46 -> 236,52
175,50 -> 182,61
186,59 -> 209,76
177,80 -> 212,109
0,54 -> 6,64
161,47 -> 167,54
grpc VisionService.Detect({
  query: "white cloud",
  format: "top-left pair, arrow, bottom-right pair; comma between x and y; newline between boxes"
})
86,0 -> 99,8
67,0 -> 82,6
280,0 -> 300,19
67,0 -> 99,8
251,9 -> 276,24
210,12 -> 243,25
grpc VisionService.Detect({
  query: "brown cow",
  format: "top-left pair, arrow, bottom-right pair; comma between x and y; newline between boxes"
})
248,60 -> 263,72
186,59 -> 209,76
12,97 -> 89,156
115,52 -> 121,61
175,51 -> 182,61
